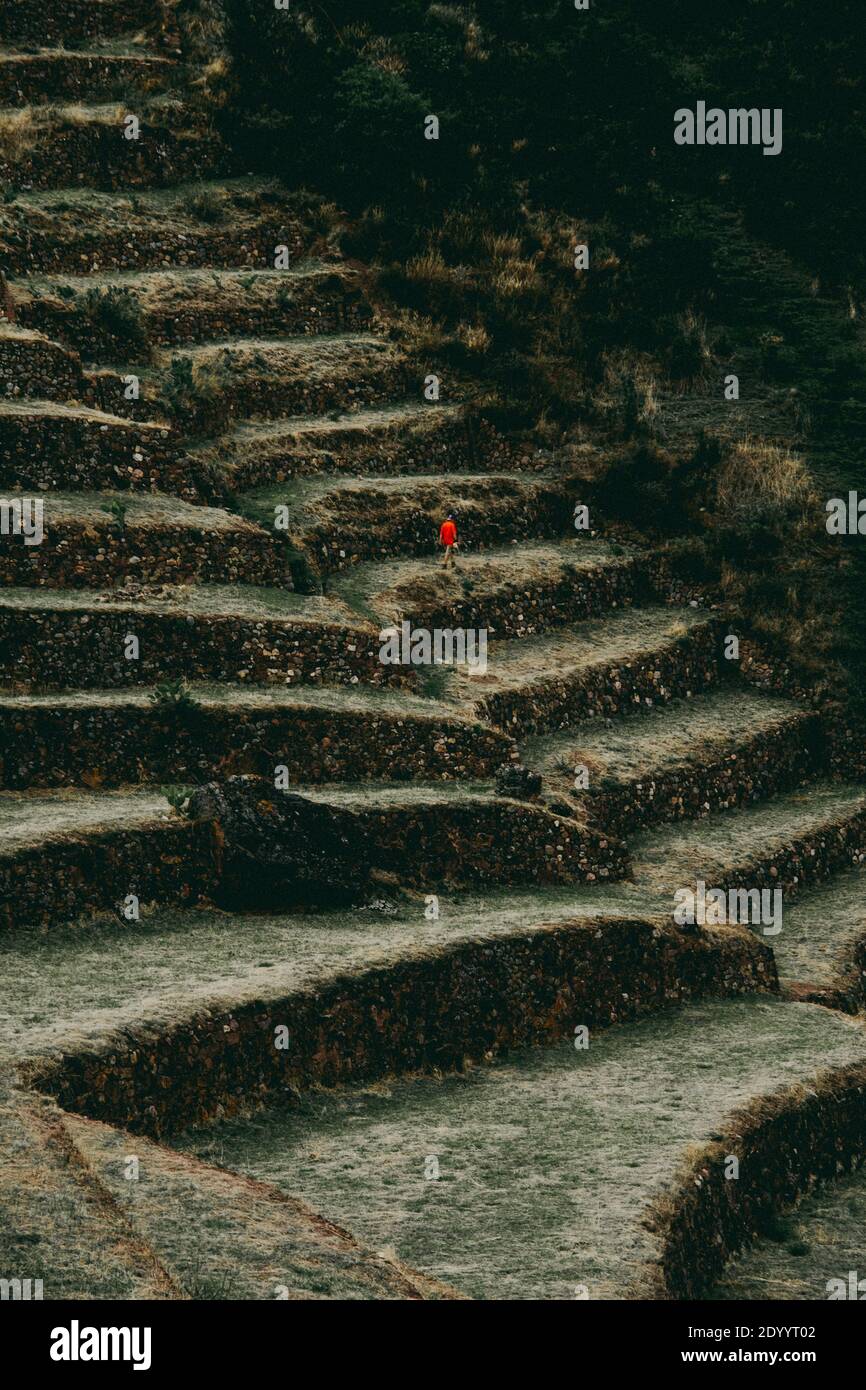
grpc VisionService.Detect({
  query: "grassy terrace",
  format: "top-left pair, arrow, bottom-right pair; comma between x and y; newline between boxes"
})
0,177 -> 322,272
19,263 -> 339,303
57,1109 -> 455,1300
0,581 -> 361,624
330,538 -> 637,623
162,332 -> 401,380
0,398 -> 163,426
766,863 -> 866,991
628,782 -> 866,899
0,1075 -> 451,1300
523,687 -> 809,790
711,1158 -> 866,1301
0,786 -> 167,849
31,490 -> 263,532
0,1085 -> 170,1300
175,999 -> 866,1300
204,402 -> 463,451
441,605 -> 712,701
248,469 -> 564,509
0,889 -> 644,1057
0,680 -> 475,720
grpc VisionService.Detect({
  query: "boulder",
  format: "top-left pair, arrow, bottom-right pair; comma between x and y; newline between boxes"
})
494,763 -> 543,800
187,775 -> 371,908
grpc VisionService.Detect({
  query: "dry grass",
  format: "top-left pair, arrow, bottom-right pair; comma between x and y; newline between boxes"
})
597,352 -> 661,435
716,437 -> 818,522
0,108 -> 43,159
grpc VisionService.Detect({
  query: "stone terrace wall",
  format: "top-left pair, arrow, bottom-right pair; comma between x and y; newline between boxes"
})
0,817 -> 218,931
641,1062 -> 866,1300
0,515 -> 291,590
0,0 -> 171,47
19,279 -> 372,356
0,119 -> 230,193
0,214 -> 311,277
212,415 -> 527,490
478,619 -> 723,735
26,917 -> 777,1137
0,412 -> 187,496
0,701 -> 515,789
349,797 -> 627,886
0,605 -> 417,691
715,805 -> 866,905
0,331 -> 81,400
395,552 -> 694,641
299,481 -> 575,575
580,711 -> 825,837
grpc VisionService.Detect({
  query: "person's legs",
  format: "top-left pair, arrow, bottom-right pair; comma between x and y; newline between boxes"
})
441,544 -> 454,568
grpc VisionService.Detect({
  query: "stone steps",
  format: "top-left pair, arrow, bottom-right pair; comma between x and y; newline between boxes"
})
13,263 -> 372,353
0,47 -> 176,107
328,537 -> 675,636
0,179 -> 319,275
0,399 -> 186,493
0,683 -> 514,790
0,490 -> 291,589
170,997 -> 866,1299
87,332 -> 412,432
441,604 -> 722,736
186,402 -> 527,493
0,584 -> 407,691
239,471 -> 577,580
0,780 -> 626,930
522,685 -> 824,834
0,102 -> 231,190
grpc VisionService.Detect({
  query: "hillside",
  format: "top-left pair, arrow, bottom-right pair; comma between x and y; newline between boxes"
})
0,0 -> 864,1312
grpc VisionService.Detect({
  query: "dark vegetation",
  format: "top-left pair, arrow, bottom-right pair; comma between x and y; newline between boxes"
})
229,3 -> 864,708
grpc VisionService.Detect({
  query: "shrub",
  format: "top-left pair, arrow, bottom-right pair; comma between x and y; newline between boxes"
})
149,679 -> 200,713
83,287 -> 148,355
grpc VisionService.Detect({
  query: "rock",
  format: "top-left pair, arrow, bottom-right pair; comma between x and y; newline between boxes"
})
187,775 -> 372,909
494,763 -> 543,800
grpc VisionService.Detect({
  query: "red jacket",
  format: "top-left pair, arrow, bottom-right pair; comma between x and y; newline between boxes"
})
439,519 -> 457,546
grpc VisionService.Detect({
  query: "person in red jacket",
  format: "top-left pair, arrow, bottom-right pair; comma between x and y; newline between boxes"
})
439,513 -> 458,568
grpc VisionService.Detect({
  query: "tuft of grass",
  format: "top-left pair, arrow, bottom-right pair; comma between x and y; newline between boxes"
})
149,679 -> 200,713
715,438 -> 818,524
158,353 -> 219,422
159,784 -> 192,816
100,499 -> 128,534
0,108 -> 42,160
83,286 -> 148,355
183,185 -> 225,223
